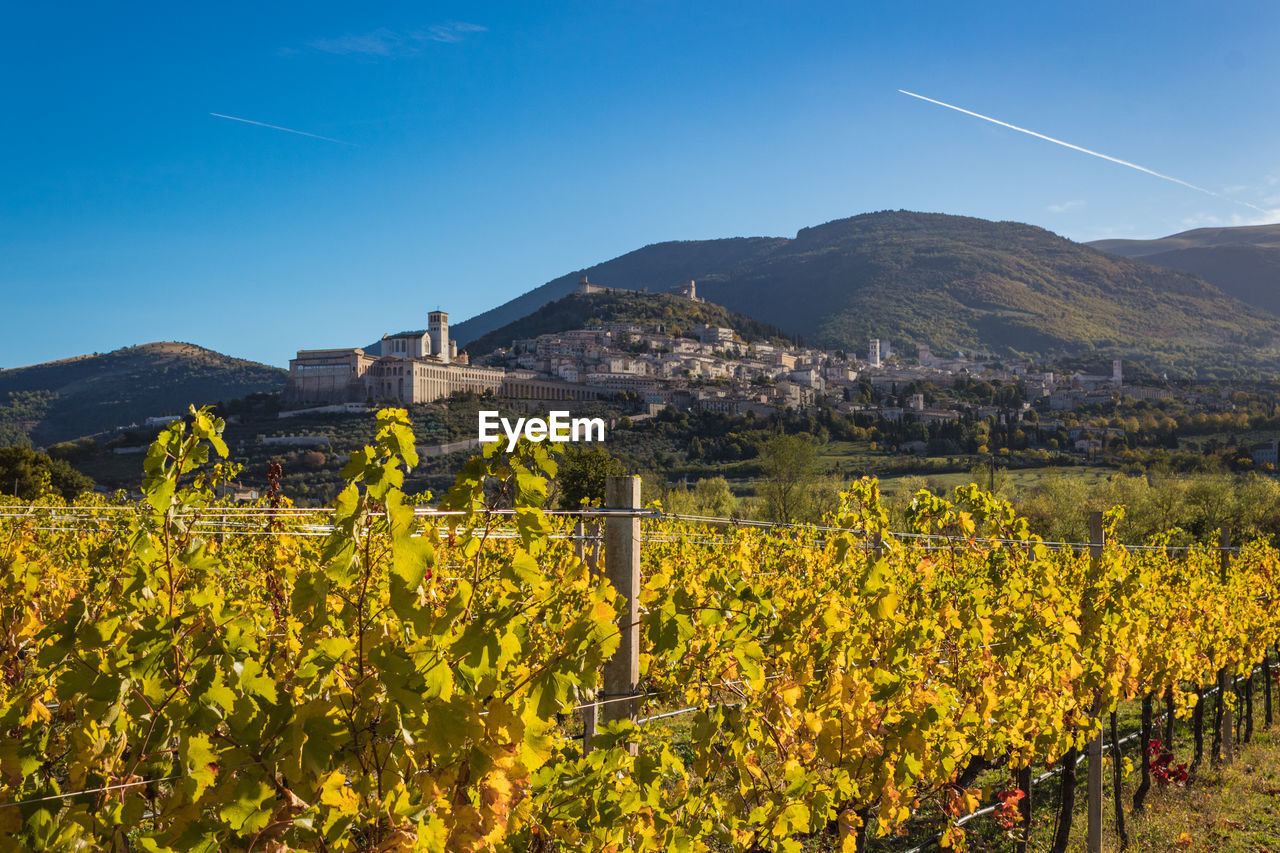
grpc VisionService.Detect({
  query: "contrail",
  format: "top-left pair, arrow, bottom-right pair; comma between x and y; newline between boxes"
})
209,112 -> 356,147
898,89 -> 1267,214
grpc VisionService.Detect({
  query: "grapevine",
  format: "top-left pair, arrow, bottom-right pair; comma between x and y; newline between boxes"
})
1,407 -> 1278,851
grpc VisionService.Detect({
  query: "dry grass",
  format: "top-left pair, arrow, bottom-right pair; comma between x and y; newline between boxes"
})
1105,725 -> 1280,852
959,701 -> 1280,852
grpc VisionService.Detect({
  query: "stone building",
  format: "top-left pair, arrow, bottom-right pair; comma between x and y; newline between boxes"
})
285,348 -> 378,404
577,275 -> 623,296
360,358 -> 504,404
500,370 -> 599,402
286,311 -> 503,406
669,279 -> 704,303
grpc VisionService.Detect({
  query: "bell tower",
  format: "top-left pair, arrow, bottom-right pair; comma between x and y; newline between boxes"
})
428,311 -> 450,363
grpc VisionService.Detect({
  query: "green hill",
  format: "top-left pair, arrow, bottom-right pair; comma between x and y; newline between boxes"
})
464,290 -> 796,357
455,211 -> 1280,377
450,237 -> 786,346
1089,224 -> 1280,315
0,342 -> 286,447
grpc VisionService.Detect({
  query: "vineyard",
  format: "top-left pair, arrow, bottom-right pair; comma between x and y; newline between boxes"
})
2,407 -> 1279,852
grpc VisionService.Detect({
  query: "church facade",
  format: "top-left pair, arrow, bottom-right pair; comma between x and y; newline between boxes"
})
285,311 -> 506,405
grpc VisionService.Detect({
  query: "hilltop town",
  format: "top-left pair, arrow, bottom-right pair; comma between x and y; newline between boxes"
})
283,277 -> 1193,456
16,260 -> 1278,505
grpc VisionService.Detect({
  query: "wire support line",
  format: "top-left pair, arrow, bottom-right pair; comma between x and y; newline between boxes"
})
638,705 -> 702,725
0,756 -> 269,812
569,689 -> 668,713
0,508 -> 332,517
6,526 -> 1252,559
640,536 -> 744,546
565,669 -> 804,716
8,524 -> 613,543
657,511 -> 856,535
0,513 -> 1252,554
22,523 -> 274,536
0,775 -> 185,810
564,703 -> 729,739
0,506 -> 660,520
418,507 -> 663,518
887,528 -> 1243,554
652,511 -> 1249,553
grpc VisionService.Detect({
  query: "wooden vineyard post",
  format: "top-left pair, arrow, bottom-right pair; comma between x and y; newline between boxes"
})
1086,511 -> 1104,853
1086,697 -> 1103,853
603,476 -> 642,755
576,520 -> 602,754
1220,526 -> 1234,766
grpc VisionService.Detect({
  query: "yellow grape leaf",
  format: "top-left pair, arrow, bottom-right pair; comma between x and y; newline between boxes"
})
320,771 -> 360,816
874,592 -> 899,620
21,699 -> 50,727
479,772 -> 513,812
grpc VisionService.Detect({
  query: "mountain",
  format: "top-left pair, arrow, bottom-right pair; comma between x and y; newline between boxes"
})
1088,224 -> 1280,315
1089,224 -> 1280,256
455,211 -> 1280,376
465,290 -> 797,357
0,342 -> 287,447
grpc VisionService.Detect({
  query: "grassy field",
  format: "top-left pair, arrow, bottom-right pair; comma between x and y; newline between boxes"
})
961,679 -> 1280,852
875,465 -> 1115,498
971,726 -> 1280,852
814,438 -> 1116,496
1098,735 -> 1280,851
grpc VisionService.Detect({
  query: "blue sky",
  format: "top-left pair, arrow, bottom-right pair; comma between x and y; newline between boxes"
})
3,1 -> 1278,368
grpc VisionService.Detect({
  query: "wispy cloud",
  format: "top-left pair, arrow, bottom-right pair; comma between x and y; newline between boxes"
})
209,113 -> 356,146
899,89 -> 1271,216
304,28 -> 403,57
303,23 -> 487,57
424,22 -> 487,43
1047,200 -> 1085,213
1179,208 -> 1280,229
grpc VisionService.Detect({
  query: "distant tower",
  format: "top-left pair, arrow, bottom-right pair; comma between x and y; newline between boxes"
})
918,343 -> 933,366
667,279 -> 703,302
428,311 -> 450,364
869,338 -> 881,368
1112,358 -> 1122,387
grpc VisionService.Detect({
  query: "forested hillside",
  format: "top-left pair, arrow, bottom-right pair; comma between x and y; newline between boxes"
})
0,342 -> 285,446
454,211 -> 1280,377
463,290 -> 796,356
